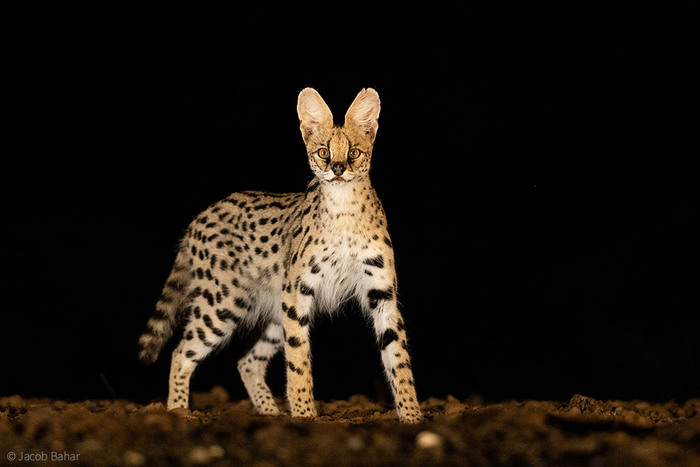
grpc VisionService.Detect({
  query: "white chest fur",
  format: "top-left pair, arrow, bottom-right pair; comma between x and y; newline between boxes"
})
301,179 -> 390,313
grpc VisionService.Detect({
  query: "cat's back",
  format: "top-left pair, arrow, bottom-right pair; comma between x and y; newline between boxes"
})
189,190 -> 304,237
182,190 -> 305,281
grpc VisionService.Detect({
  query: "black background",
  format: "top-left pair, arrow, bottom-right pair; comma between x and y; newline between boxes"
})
3,3 -> 698,405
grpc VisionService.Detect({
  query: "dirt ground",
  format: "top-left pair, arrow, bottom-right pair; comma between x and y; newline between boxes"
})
1,389 -> 699,466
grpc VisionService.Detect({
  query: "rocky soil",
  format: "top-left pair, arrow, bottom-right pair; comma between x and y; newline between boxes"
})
1,389 -> 700,466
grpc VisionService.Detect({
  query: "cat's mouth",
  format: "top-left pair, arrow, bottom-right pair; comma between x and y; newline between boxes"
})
325,173 -> 353,183
330,176 -> 356,184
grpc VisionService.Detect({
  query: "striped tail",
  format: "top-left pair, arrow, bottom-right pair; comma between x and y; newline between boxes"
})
138,246 -> 191,365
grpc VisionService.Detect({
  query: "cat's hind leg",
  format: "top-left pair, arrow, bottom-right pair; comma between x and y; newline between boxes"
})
167,285 -> 245,410
237,321 -> 284,415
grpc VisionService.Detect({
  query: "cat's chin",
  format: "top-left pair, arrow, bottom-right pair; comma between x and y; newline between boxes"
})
323,174 -> 355,184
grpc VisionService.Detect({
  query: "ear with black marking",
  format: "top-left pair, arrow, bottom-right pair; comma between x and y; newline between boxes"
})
297,88 -> 333,143
344,88 -> 381,141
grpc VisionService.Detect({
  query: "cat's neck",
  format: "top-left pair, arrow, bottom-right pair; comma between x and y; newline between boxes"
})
313,176 -> 376,219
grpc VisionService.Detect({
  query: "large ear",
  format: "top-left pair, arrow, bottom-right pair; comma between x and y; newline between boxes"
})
297,88 -> 333,142
344,88 -> 381,141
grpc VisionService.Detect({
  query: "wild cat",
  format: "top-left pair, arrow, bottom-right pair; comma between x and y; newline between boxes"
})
138,88 -> 423,423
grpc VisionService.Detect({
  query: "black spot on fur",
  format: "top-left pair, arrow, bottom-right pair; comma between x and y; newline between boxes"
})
307,180 -> 319,193
299,282 -> 315,296
363,255 -> 384,268
216,308 -> 240,323
378,329 -> 399,350
203,314 -> 225,337
286,306 -> 310,327
287,361 -> 304,375
202,289 -> 215,307
368,288 -> 394,309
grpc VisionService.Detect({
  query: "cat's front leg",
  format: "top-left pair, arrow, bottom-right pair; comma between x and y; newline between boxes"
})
368,290 -> 423,423
281,278 -> 317,418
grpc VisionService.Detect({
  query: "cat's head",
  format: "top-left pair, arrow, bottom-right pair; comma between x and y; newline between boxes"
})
297,88 -> 380,184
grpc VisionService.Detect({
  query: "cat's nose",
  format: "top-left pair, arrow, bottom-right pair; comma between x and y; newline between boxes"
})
331,162 -> 346,176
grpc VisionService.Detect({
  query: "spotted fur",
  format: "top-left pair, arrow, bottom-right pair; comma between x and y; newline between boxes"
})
138,88 -> 423,423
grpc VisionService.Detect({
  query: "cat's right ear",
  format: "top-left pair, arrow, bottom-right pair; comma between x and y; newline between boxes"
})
297,88 -> 333,143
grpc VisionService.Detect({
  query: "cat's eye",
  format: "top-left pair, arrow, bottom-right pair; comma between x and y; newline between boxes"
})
348,148 -> 362,159
317,148 -> 330,159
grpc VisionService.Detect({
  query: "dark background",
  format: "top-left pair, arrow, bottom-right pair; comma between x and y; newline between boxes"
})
3,3 -> 698,405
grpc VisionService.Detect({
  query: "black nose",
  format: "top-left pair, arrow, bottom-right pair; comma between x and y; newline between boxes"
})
331,162 -> 346,176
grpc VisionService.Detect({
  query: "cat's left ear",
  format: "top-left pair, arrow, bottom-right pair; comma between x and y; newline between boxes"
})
344,88 -> 381,141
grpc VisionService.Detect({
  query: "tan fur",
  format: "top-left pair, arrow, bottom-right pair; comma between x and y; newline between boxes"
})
138,88 -> 422,423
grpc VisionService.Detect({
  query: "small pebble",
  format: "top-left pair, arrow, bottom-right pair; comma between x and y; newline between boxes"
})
187,445 -> 225,464
347,435 -> 364,451
140,402 -> 166,413
125,403 -> 139,413
86,400 -> 100,413
415,431 -> 444,449
169,407 -> 191,418
52,400 -> 67,411
76,438 -> 103,455
123,450 -> 146,466
208,445 -> 225,458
